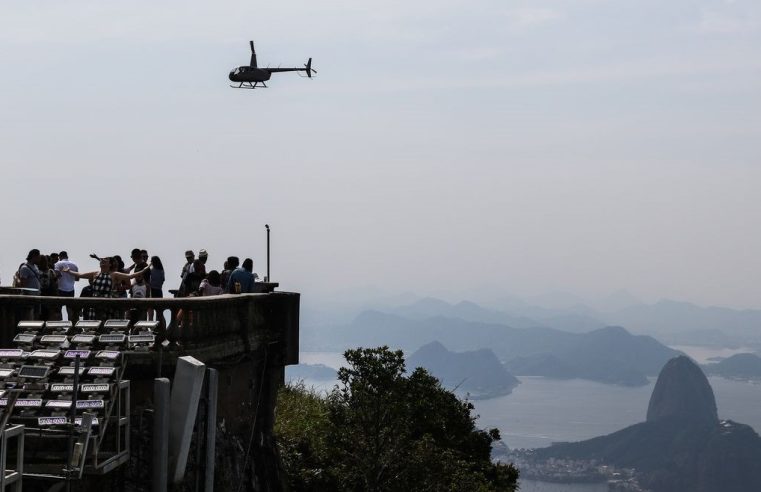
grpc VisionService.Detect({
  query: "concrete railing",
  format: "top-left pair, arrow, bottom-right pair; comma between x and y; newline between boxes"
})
0,292 -> 300,366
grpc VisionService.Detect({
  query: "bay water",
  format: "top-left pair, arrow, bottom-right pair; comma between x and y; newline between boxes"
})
294,350 -> 761,490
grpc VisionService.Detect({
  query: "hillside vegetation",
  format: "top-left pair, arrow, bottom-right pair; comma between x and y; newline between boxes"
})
275,346 -> 519,491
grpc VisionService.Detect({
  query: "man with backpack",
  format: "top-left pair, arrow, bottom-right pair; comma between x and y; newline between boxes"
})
14,249 -> 42,291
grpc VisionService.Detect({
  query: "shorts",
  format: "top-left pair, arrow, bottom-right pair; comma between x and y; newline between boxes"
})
58,290 -> 75,297
151,288 -> 163,298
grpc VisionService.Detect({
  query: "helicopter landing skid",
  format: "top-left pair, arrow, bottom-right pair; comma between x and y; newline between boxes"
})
230,82 -> 267,89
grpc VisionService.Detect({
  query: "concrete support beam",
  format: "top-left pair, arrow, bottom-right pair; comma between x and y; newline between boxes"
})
153,378 -> 170,492
205,368 -> 218,492
169,356 -> 206,483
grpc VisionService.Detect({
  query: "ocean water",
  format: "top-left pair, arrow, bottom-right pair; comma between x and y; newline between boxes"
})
517,481 -> 607,492
295,351 -> 761,490
471,376 -> 760,449
473,376 -> 652,449
670,344 -> 756,364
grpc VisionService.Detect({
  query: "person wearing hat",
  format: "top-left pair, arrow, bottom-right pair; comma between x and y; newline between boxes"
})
195,249 -> 209,268
182,249 -> 208,297
181,250 -> 195,277
187,249 -> 208,275
177,250 -> 195,297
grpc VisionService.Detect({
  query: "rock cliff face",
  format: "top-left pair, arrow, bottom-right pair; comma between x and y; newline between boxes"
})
536,356 -> 761,492
646,355 -> 718,425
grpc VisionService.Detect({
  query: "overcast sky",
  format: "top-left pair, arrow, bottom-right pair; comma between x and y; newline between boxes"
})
1,0 -> 760,309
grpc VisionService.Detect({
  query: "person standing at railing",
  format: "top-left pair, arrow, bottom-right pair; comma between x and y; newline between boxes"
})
38,255 -> 61,320
14,249 -> 42,290
148,256 -> 165,321
178,250 -> 195,297
199,270 -> 224,296
129,275 -> 150,322
228,258 -> 258,294
64,257 -> 148,319
127,248 -> 152,291
54,251 -> 79,321
54,251 -> 78,296
38,255 -> 57,296
221,256 -> 238,293
149,256 -> 165,299
184,249 -> 208,279
110,256 -> 130,299
183,259 -> 206,295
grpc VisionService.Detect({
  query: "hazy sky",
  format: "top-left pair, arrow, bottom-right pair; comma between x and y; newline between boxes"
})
1,0 -> 760,309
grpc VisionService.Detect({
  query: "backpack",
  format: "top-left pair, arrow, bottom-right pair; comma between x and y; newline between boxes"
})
11,263 -> 30,288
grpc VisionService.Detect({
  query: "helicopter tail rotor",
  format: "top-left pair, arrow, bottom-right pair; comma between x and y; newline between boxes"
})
298,58 -> 317,78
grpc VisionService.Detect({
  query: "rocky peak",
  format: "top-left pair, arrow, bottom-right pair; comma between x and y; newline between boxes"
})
646,356 -> 718,425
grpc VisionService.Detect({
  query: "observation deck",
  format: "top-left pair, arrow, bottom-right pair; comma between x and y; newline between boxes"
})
0,289 -> 300,491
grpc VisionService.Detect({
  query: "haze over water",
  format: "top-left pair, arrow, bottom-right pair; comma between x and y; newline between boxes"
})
296,351 -> 761,450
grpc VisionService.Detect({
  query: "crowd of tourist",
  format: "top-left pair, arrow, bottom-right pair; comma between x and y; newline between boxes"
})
6,248 -> 262,303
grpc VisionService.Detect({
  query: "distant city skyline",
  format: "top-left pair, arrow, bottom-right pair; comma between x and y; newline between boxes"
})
2,0 -> 760,309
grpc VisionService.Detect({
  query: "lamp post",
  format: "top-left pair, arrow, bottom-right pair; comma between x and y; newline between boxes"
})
265,224 -> 270,282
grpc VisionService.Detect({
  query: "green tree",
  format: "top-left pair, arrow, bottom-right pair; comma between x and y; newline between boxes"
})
276,346 -> 519,491
275,381 -> 338,490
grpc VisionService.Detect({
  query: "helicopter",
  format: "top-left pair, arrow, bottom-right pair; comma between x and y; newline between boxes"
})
229,41 -> 315,89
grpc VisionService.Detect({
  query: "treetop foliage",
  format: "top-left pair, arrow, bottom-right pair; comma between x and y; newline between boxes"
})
275,346 -> 519,491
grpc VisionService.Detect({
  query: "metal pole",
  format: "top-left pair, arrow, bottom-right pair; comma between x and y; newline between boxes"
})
67,354 -> 81,485
265,224 -> 270,282
153,378 -> 171,492
205,369 -> 218,492
195,397 -> 204,492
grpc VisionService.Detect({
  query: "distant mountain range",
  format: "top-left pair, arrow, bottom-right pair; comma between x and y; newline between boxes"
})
300,294 -> 761,387
607,299 -> 761,346
397,296 -> 761,346
504,326 -> 679,386
303,294 -> 761,348
407,341 -> 519,399
534,356 -> 761,492
304,308 -> 681,387
388,297 -> 606,333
